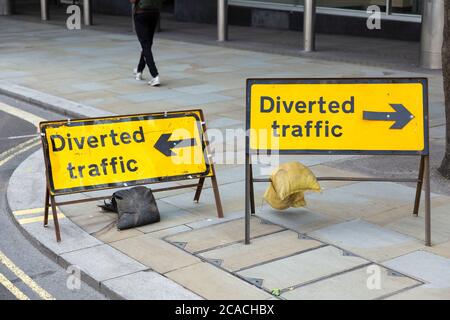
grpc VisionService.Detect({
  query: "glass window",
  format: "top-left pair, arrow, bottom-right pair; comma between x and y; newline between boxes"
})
316,0 -> 385,11
391,0 -> 422,15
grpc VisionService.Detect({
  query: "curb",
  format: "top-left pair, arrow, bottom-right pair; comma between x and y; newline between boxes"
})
0,81 -> 115,118
2,84 -> 201,300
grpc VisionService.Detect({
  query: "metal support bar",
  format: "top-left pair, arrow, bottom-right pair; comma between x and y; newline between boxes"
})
218,0 -> 228,41
49,195 -> 61,242
40,0 -> 49,21
303,0 -> 316,52
245,153 -> 251,245
420,0 -> 444,69
424,155 -> 431,246
413,155 -> 425,216
83,0 -> 92,26
252,177 -> 420,183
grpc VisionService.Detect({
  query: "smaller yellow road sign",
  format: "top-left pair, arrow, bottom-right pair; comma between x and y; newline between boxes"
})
246,78 -> 428,155
40,110 -> 212,195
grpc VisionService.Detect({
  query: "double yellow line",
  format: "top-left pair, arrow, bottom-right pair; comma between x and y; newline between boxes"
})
0,250 -> 55,300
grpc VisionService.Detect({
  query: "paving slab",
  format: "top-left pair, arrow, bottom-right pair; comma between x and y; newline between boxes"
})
237,246 -> 368,291
387,286 -> 450,300
135,200 -> 205,234
60,244 -> 147,283
185,211 -> 243,229
102,270 -> 202,300
111,234 -> 201,274
145,225 -> 193,239
257,205 -> 342,234
70,212 -> 116,234
306,182 -> 428,220
282,265 -> 420,300
200,230 -> 323,272
21,217 -> 102,255
166,217 -> 284,253
93,224 -> 144,244
384,199 -> 450,244
425,241 -> 450,259
166,262 -> 271,300
383,251 -> 450,289
309,220 -> 424,262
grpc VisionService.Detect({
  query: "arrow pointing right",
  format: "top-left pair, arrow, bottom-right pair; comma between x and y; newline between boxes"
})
363,103 -> 414,129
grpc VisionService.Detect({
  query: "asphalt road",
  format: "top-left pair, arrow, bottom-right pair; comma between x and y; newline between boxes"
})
0,94 -> 106,300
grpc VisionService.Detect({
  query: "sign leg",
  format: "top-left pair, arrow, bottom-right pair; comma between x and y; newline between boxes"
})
424,155 -> 431,246
249,163 -> 255,214
245,153 -> 251,245
49,195 -> 61,242
210,174 -> 224,218
193,177 -> 205,202
44,187 -> 50,227
413,155 -> 425,216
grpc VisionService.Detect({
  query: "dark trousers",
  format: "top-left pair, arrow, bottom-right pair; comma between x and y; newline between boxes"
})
134,11 -> 159,78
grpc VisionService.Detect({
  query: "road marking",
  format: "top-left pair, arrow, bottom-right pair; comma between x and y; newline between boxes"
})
0,102 -> 46,128
0,272 -> 29,300
0,138 -> 40,167
0,134 -> 39,141
18,214 -> 65,225
0,250 -> 55,300
13,207 -> 62,216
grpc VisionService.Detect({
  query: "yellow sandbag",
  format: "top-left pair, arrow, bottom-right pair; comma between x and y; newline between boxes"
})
263,183 -> 306,210
271,162 -> 321,200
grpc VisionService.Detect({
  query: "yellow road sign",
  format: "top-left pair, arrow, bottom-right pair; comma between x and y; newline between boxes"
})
40,110 -> 211,195
247,78 -> 428,155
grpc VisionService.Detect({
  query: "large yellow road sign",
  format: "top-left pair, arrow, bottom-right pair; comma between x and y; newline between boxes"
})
247,78 -> 428,155
40,110 -> 211,195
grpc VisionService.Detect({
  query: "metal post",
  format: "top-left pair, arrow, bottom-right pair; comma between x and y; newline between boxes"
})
303,0 -> 316,52
424,155 -> 431,246
386,0 -> 392,15
83,0 -> 92,26
0,0 -> 12,15
40,0 -> 49,21
420,0 -> 444,69
245,153 -> 251,244
218,0 -> 228,41
413,155 -> 425,216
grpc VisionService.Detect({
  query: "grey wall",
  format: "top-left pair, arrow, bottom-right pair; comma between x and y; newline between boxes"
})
92,0 -> 132,16
0,0 -> 12,15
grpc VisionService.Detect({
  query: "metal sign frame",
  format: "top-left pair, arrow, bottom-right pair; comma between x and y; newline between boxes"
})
245,77 -> 431,246
40,109 -> 223,242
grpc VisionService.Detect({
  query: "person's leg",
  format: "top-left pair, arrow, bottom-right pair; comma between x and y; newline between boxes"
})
137,52 -> 146,73
141,11 -> 159,78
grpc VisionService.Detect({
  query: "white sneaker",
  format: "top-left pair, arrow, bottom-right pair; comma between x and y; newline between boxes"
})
148,75 -> 160,87
133,68 -> 138,75
135,72 -> 143,81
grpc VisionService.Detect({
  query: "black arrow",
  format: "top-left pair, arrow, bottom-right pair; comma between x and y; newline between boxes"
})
154,133 -> 197,156
363,104 -> 414,129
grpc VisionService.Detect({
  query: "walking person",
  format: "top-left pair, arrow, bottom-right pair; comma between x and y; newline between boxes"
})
131,0 -> 162,86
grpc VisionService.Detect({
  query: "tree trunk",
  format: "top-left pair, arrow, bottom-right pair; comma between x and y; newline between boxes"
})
438,1 -> 450,178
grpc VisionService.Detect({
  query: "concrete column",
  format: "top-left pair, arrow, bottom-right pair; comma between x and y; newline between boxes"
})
83,0 -> 92,26
218,0 -> 228,41
40,0 -> 49,21
420,0 -> 444,69
303,0 -> 316,52
0,0 -> 12,15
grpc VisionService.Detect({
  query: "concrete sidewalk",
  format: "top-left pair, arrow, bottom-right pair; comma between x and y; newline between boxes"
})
2,15 -> 450,299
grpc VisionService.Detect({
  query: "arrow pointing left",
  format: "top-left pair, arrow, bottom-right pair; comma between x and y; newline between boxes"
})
154,133 -> 197,156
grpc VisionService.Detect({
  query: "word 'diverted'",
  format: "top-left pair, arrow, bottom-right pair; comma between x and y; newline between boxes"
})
40,111 -> 211,195
50,127 -> 145,179
247,79 -> 427,154
260,95 -> 355,138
